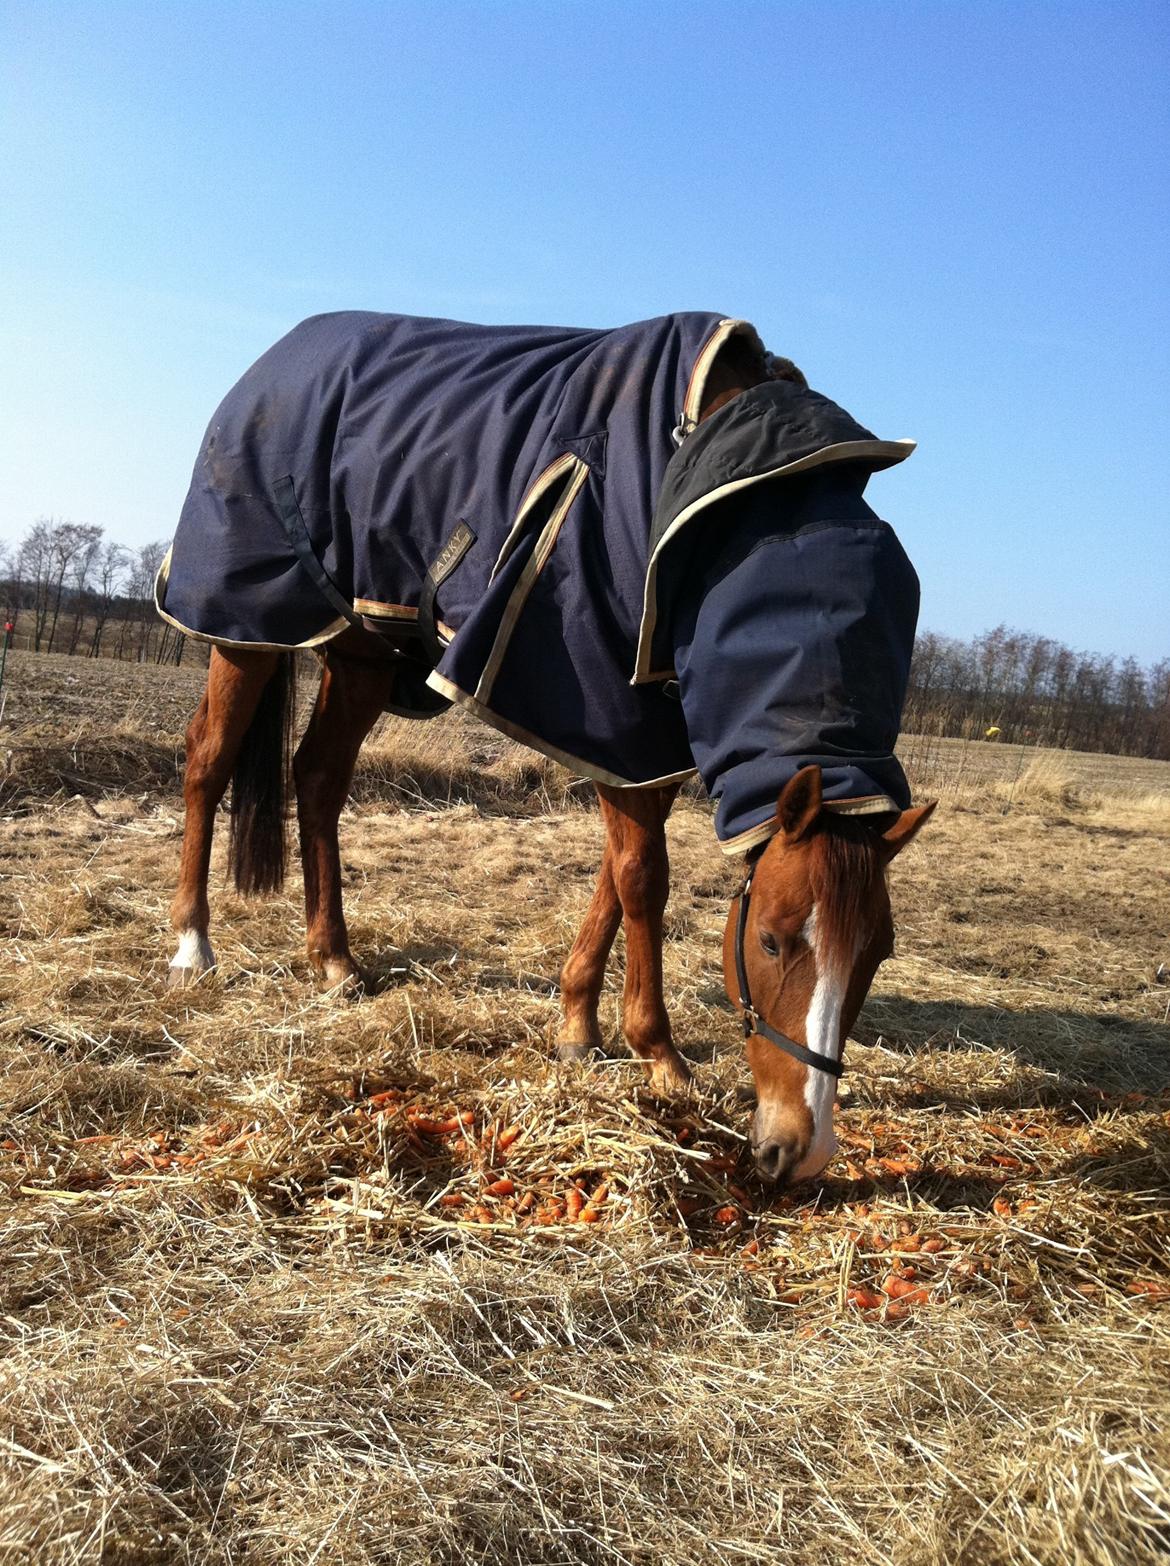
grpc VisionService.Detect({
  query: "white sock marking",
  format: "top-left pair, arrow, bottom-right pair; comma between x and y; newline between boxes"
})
170,929 -> 215,973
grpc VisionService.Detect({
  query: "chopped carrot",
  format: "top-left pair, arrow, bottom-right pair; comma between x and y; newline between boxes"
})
496,1124 -> 523,1152
410,1114 -> 469,1136
565,1189 -> 585,1221
714,1205 -> 741,1226
484,1178 -> 515,1198
707,1153 -> 739,1173
578,1208 -> 602,1223
880,1157 -> 918,1176
515,1191 -> 536,1214
884,1274 -> 926,1299
1127,1280 -> 1170,1300
847,1288 -> 883,1310
509,1388 -> 527,1402
587,1183 -> 609,1208
921,1237 -> 945,1254
741,1238 -> 760,1257
992,1196 -> 1013,1217
438,1192 -> 466,1208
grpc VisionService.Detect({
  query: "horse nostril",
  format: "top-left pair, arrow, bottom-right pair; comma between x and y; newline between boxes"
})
753,1135 -> 799,1184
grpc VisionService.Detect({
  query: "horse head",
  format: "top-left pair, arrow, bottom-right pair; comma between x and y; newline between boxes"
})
722,766 -> 934,1184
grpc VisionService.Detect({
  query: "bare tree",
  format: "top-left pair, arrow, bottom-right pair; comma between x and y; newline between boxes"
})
66,526 -> 104,654
17,521 -> 55,650
129,540 -> 167,662
89,541 -> 129,656
44,521 -> 102,653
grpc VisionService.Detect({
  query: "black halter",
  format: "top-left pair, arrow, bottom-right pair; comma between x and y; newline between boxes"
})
733,850 -> 843,1078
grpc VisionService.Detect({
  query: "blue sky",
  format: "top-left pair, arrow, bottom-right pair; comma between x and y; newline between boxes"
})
2,1 -> 1167,662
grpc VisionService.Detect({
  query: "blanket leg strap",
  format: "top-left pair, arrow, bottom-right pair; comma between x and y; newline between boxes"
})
273,475 -> 362,630
419,521 -> 475,665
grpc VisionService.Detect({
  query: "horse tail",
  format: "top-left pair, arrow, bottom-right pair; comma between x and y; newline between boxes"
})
228,652 -> 297,896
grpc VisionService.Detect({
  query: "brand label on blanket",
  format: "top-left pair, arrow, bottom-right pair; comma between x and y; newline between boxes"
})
432,522 -> 476,585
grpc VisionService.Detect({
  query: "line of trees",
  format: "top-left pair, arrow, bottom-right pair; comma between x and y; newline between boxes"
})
2,522 -> 1167,759
0,518 -> 193,664
904,625 -> 1170,760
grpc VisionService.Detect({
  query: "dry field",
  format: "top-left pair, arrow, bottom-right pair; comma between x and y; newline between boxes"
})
2,650 -> 1169,1566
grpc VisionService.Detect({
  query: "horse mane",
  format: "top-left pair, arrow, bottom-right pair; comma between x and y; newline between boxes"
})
715,330 -> 809,392
809,813 -> 885,978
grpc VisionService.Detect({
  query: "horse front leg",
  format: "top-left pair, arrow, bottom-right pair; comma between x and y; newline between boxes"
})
598,782 -> 690,1094
293,650 -> 395,989
169,646 -> 280,983
556,838 -> 622,1062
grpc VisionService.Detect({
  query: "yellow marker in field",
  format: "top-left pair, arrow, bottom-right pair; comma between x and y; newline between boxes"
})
985,726 -> 1001,738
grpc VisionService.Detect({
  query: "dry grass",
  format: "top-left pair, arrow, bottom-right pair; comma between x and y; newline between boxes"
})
1,651 -> 1168,1566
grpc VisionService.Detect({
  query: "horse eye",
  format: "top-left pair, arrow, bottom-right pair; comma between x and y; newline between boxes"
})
758,930 -> 779,957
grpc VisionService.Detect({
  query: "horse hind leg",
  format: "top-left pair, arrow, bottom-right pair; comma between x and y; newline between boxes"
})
293,649 -> 396,990
169,646 -> 281,984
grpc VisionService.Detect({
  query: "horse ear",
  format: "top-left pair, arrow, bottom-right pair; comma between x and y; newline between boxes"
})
777,766 -> 823,842
879,801 -> 937,861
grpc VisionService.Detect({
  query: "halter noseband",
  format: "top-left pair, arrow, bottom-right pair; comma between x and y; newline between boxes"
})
733,850 -> 843,1079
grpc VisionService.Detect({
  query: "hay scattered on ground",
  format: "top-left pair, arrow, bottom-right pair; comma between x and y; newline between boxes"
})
1,651 -> 1168,1565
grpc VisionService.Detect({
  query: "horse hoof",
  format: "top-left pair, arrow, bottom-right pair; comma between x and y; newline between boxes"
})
167,965 -> 211,988
645,1056 -> 694,1096
317,959 -> 368,998
555,1042 -> 601,1064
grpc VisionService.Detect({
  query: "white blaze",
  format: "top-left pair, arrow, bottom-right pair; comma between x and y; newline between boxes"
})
794,906 -> 844,1178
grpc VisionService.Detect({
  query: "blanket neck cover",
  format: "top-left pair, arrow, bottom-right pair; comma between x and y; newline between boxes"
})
156,311 -> 920,855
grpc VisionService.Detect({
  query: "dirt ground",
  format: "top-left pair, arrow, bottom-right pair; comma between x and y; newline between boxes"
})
2,651 -> 1168,1565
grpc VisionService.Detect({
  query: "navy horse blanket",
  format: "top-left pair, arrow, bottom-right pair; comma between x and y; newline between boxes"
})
157,310 -> 921,852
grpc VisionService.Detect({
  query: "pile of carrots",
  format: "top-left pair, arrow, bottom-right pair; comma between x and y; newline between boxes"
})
356,1088 -> 615,1228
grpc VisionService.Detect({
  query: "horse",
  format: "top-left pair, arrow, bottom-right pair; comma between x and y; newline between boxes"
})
159,311 -> 934,1185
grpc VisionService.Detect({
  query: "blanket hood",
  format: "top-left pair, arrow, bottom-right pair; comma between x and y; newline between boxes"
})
634,379 -> 915,682
670,469 -> 920,853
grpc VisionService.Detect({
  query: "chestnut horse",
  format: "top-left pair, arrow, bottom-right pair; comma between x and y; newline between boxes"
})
168,344 -> 933,1185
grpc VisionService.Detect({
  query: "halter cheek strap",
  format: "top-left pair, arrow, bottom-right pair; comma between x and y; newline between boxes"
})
734,858 -> 844,1079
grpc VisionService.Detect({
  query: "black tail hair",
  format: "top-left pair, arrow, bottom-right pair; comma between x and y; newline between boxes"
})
228,652 -> 296,896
